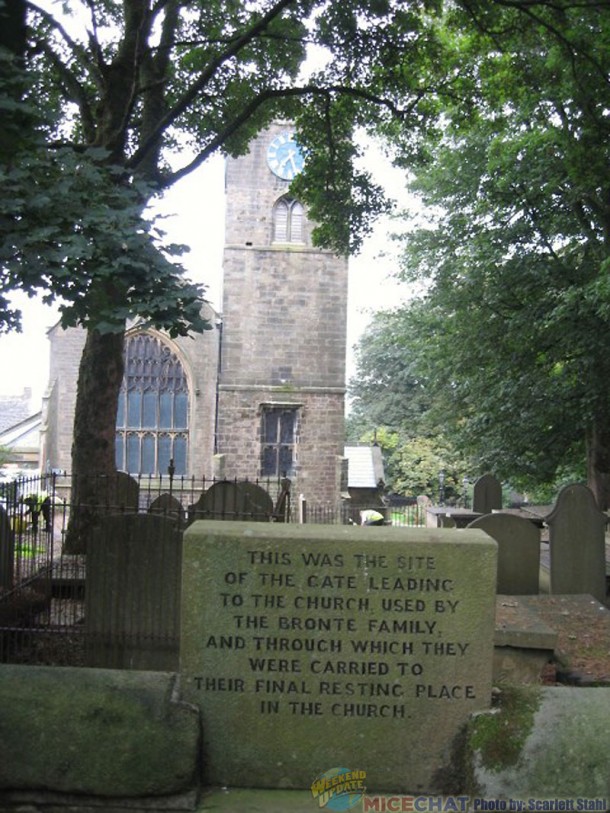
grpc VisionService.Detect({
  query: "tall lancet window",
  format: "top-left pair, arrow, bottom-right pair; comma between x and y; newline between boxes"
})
272,197 -> 304,244
115,333 -> 189,475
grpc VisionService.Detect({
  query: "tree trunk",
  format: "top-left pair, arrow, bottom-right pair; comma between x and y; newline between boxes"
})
586,420 -> 610,512
63,328 -> 125,554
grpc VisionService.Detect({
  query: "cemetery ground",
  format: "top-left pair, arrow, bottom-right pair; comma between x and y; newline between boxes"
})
1,475 -> 610,809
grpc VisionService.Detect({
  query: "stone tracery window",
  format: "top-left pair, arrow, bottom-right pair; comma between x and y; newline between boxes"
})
115,333 -> 189,475
272,197 -> 304,244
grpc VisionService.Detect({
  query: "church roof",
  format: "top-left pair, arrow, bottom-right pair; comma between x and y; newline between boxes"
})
0,411 -> 42,448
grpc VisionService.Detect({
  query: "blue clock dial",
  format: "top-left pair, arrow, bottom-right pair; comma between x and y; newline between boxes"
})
266,131 -> 305,180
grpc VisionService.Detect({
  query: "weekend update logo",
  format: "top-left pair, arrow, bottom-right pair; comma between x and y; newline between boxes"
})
311,767 -> 367,810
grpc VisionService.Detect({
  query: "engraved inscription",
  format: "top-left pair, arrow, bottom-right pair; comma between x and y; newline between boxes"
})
193,547 -> 479,718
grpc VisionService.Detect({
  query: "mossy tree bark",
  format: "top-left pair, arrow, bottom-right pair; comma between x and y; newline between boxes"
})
586,421 -> 610,512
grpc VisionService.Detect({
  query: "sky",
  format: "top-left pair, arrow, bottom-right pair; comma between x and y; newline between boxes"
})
0,142 -> 412,410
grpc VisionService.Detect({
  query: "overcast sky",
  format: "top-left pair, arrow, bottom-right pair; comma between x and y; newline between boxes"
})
0,143 -> 411,408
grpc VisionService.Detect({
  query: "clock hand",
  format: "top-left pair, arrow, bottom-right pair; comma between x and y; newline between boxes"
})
288,153 -> 299,173
279,149 -> 295,169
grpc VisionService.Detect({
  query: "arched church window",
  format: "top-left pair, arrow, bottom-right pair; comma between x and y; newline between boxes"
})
272,197 -> 304,244
115,333 -> 189,475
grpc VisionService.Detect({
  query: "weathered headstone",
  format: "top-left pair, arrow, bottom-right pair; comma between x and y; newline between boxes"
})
494,596 -> 557,684
472,473 -> 502,515
113,471 -> 140,511
0,506 -> 13,591
86,514 -> 181,670
148,493 -> 185,525
93,471 -> 139,512
546,483 -> 607,603
468,513 -> 540,595
188,481 -> 241,523
240,482 -> 274,520
188,481 -> 272,524
180,522 -> 497,793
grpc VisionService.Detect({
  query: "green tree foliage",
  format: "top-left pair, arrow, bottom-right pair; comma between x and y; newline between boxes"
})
8,0 -> 451,548
6,0 -> 606,550
0,144 -> 207,336
348,307 -> 470,498
348,308 -> 433,433
363,1 -> 610,504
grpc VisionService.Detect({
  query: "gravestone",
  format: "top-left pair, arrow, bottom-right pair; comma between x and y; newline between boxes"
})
188,481 -> 272,524
113,471 -> 140,511
180,522 -> 497,793
468,513 -> 540,594
472,473 -> 502,515
93,471 -> 139,512
188,481 -> 241,523
0,506 -> 13,591
86,514 -> 181,670
240,482 -> 274,520
546,483 -> 607,603
148,493 -> 185,525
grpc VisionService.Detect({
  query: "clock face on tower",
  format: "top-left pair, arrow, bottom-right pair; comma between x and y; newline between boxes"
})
266,131 -> 305,180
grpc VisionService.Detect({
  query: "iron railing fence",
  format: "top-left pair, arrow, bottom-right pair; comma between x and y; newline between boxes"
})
0,471 -> 424,667
299,501 -> 425,527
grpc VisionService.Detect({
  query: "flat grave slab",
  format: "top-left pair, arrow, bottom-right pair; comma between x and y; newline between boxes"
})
495,596 -> 558,651
494,596 -> 558,684
514,594 -> 610,685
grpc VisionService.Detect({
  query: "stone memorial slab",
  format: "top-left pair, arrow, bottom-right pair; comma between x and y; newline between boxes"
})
180,522 -> 497,793
546,483 -> 607,603
148,493 -> 185,525
468,513 -> 540,594
91,470 -> 139,512
188,481 -> 273,524
86,514 -> 181,670
472,473 -> 502,515
494,595 -> 558,684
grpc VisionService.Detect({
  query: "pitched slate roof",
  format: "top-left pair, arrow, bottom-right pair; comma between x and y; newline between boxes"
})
0,389 -> 32,434
0,411 -> 41,448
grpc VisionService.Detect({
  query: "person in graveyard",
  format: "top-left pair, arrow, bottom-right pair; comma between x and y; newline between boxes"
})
360,509 -> 385,526
22,492 -> 52,533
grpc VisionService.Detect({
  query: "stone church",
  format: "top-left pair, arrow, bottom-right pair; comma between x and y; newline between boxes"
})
39,123 -> 348,505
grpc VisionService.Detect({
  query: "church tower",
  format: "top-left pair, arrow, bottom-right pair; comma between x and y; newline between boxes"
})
216,123 -> 348,504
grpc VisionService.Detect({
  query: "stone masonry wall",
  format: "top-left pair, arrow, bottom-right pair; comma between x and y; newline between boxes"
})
44,324 -> 86,473
218,123 -> 348,505
42,308 -> 220,478
215,387 -> 344,504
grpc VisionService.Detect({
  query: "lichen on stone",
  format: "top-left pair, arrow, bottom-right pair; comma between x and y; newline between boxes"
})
468,686 -> 541,772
